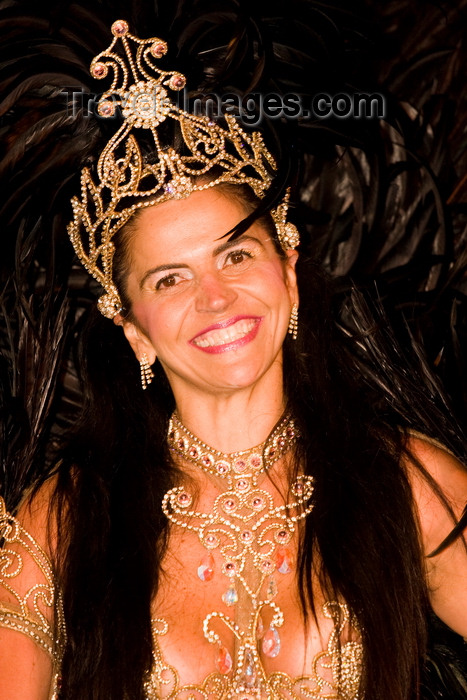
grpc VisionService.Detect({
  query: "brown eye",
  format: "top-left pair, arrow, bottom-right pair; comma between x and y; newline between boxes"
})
226,249 -> 252,266
156,274 -> 177,290
230,251 -> 245,264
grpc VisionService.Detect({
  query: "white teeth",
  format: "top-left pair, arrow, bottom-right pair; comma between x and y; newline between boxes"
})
194,319 -> 256,348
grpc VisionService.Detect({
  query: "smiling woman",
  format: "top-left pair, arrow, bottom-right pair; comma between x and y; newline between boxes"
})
1,6 -> 467,700
117,188 -> 297,411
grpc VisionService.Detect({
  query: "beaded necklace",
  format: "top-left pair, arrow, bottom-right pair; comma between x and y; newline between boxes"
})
162,413 -> 315,697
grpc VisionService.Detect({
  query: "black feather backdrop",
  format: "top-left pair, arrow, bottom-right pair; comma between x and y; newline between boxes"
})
1,0 -> 467,696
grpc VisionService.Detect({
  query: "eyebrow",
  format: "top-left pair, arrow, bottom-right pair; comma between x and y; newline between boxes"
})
139,234 -> 262,289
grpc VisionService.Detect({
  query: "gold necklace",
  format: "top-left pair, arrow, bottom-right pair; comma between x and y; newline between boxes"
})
163,413 -> 315,697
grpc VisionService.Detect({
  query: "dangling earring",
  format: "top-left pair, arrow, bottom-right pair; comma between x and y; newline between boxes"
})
140,353 -> 154,390
288,303 -> 298,340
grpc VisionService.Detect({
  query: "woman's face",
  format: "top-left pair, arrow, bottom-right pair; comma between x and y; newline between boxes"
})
118,187 -> 298,401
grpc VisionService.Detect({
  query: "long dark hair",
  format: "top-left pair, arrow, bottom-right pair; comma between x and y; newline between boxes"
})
46,223 -> 466,698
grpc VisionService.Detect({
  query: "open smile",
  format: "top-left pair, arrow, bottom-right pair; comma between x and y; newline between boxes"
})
190,316 -> 262,354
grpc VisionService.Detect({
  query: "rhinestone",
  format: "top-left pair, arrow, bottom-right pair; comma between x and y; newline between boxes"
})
278,437 -> 286,447
275,546 -> 293,574
201,454 -> 214,468
224,498 -> 236,512
240,530 -> 253,543
235,479 -> 249,492
223,561 -> 237,577
250,455 -> 262,469
205,534 -> 219,548
169,74 -> 186,90
176,492 -> 191,507
286,427 -> 295,438
266,576 -> 278,600
252,497 -> 264,509
111,20 -> 129,36
150,41 -> 167,58
241,648 -> 256,687
261,559 -> 274,573
216,645 -> 232,674
97,100 -> 116,118
177,438 -> 186,450
276,529 -> 290,543
222,584 -> 238,606
262,626 -> 281,658
188,446 -> 199,459
256,616 -> 264,639
197,552 -> 214,582
216,461 -> 230,475
233,459 -> 247,473
91,62 -> 107,78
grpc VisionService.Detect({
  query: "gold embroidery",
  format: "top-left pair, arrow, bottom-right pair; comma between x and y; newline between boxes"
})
0,496 -> 66,698
144,603 -> 362,699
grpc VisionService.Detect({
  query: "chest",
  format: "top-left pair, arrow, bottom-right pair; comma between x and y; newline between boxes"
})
146,472 -> 362,698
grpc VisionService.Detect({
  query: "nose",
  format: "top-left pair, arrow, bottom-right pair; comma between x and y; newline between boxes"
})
195,272 -> 238,313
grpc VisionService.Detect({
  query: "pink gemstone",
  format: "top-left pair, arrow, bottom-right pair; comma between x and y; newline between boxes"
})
177,492 -> 191,507
224,499 -> 235,511
261,559 -> 274,573
92,62 -> 107,78
250,456 -> 261,468
262,626 -> 281,658
277,530 -> 288,541
150,41 -> 167,58
234,459 -> 247,472
286,427 -> 295,438
236,479 -> 249,491
241,530 -> 253,543
197,552 -> 214,582
202,455 -> 213,467
205,534 -> 217,546
216,461 -> 229,474
275,546 -> 293,574
169,74 -> 186,90
278,437 -> 286,447
216,645 -> 232,674
188,446 -> 199,458
177,438 -> 186,450
252,497 -> 263,509
224,561 -> 237,578
97,100 -> 115,117
111,20 -> 129,36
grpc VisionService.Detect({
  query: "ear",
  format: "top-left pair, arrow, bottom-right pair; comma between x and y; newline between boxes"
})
284,248 -> 299,306
113,314 -> 157,364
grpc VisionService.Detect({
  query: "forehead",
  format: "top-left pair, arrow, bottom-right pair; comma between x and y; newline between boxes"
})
127,187 -> 266,261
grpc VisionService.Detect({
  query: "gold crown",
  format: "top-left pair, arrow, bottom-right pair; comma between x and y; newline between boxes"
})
67,20 -> 300,319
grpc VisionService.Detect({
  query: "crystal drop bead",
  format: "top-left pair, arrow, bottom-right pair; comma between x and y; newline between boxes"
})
241,648 -> 257,687
262,626 -> 281,658
275,546 -> 293,574
266,576 -> 278,600
222,584 -> 238,606
216,645 -> 232,674
256,616 -> 264,639
197,552 -> 214,582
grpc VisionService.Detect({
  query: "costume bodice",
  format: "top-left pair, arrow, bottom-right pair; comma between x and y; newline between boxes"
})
0,485 -> 363,699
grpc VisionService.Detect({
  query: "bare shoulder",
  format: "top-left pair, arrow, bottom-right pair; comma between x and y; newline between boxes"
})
14,473 -> 60,555
403,433 -> 467,637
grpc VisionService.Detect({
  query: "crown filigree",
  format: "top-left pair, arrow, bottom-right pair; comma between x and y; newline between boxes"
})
67,20 -> 299,319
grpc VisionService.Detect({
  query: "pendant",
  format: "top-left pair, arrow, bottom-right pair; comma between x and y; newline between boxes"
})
216,645 -> 233,674
197,552 -> 215,582
266,576 -> 278,600
240,648 -> 257,687
274,546 -> 293,574
222,583 -> 238,606
262,625 -> 281,658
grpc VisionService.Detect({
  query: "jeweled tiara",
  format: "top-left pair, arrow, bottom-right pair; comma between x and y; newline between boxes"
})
67,20 -> 299,319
